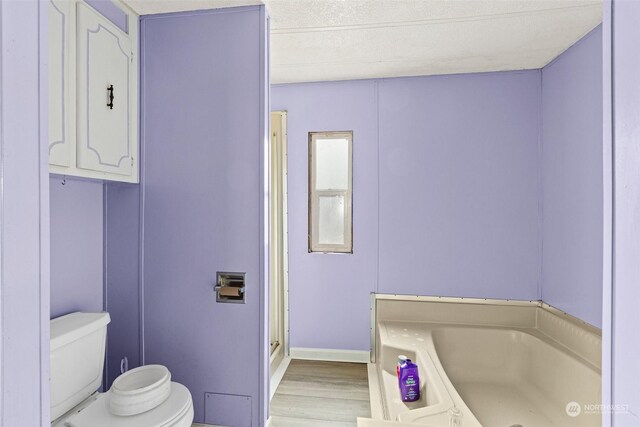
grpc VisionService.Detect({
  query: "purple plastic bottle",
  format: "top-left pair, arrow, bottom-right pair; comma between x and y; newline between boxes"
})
399,358 -> 420,402
396,355 -> 407,382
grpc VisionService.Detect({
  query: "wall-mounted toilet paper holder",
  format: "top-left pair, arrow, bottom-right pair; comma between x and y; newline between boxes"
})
214,272 -> 246,303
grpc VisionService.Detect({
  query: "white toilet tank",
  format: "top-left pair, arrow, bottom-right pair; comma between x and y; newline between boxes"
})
50,312 -> 111,421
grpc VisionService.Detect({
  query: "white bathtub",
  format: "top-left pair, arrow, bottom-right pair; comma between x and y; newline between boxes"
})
365,296 -> 602,427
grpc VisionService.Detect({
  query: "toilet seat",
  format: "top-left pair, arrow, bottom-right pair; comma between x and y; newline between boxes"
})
62,382 -> 193,427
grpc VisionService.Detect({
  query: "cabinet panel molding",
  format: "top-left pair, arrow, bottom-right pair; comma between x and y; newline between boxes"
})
77,3 -> 133,176
48,0 -> 73,167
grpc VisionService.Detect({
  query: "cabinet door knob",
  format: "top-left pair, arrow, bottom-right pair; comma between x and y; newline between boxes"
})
107,84 -> 114,109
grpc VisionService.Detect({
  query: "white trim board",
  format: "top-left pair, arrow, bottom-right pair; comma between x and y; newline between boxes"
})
270,356 -> 291,400
290,347 -> 370,364
366,363 -> 385,420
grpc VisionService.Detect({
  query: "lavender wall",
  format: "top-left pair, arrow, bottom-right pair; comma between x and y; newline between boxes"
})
378,72 -> 540,300
0,0 -> 50,424
104,183 -> 141,387
140,7 -> 268,425
272,70 -> 541,351
601,1 -> 613,422
271,80 -> 378,351
50,176 -> 104,318
541,26 -> 603,328
611,0 -> 640,423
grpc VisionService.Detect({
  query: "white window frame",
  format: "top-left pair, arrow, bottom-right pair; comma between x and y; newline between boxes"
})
308,131 -> 353,253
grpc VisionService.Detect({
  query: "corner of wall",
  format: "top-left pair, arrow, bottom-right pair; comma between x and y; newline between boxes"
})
374,78 -> 380,295
600,0 -> 613,420
537,67 -> 544,303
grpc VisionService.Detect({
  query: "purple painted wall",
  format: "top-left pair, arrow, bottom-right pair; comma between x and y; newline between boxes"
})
271,80 -> 378,351
0,0 -> 50,424
611,0 -> 640,423
50,176 -> 104,318
541,26 -> 603,328
272,70 -> 542,351
140,7 -> 268,425
378,72 -> 540,300
104,183 -> 141,387
601,1 -> 613,423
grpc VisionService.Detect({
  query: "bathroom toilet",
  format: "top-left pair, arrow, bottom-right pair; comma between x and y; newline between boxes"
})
51,312 -> 194,427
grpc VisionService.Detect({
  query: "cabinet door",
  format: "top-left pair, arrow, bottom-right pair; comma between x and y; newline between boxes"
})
48,0 -> 73,167
76,2 -> 133,176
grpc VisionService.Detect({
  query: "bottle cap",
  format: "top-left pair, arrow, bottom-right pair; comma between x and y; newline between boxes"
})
398,355 -> 407,363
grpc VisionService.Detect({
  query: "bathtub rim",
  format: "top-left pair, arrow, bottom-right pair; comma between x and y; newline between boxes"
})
367,295 -> 602,425
370,294 -> 601,365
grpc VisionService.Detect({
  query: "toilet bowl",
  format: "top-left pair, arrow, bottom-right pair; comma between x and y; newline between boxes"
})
110,365 -> 172,416
50,312 -> 194,427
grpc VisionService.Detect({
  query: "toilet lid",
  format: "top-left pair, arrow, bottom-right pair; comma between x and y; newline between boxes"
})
64,382 -> 193,427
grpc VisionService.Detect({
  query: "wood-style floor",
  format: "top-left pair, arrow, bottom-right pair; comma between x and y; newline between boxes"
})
270,359 -> 371,426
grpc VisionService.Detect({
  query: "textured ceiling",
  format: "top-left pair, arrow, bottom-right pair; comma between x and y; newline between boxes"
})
123,0 -> 603,84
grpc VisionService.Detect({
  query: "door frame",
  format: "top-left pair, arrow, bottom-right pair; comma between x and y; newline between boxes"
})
269,110 -> 290,395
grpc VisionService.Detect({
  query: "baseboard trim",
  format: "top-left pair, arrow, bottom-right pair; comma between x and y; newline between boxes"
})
289,347 -> 370,363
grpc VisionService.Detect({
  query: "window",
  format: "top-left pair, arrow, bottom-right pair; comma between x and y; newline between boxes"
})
308,131 -> 353,253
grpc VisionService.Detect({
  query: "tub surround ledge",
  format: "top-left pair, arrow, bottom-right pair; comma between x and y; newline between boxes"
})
365,295 -> 602,427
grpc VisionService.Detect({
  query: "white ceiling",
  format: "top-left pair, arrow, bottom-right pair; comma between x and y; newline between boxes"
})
123,0 -> 603,84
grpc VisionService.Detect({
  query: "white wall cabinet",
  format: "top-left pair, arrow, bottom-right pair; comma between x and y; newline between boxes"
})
49,0 -> 139,183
